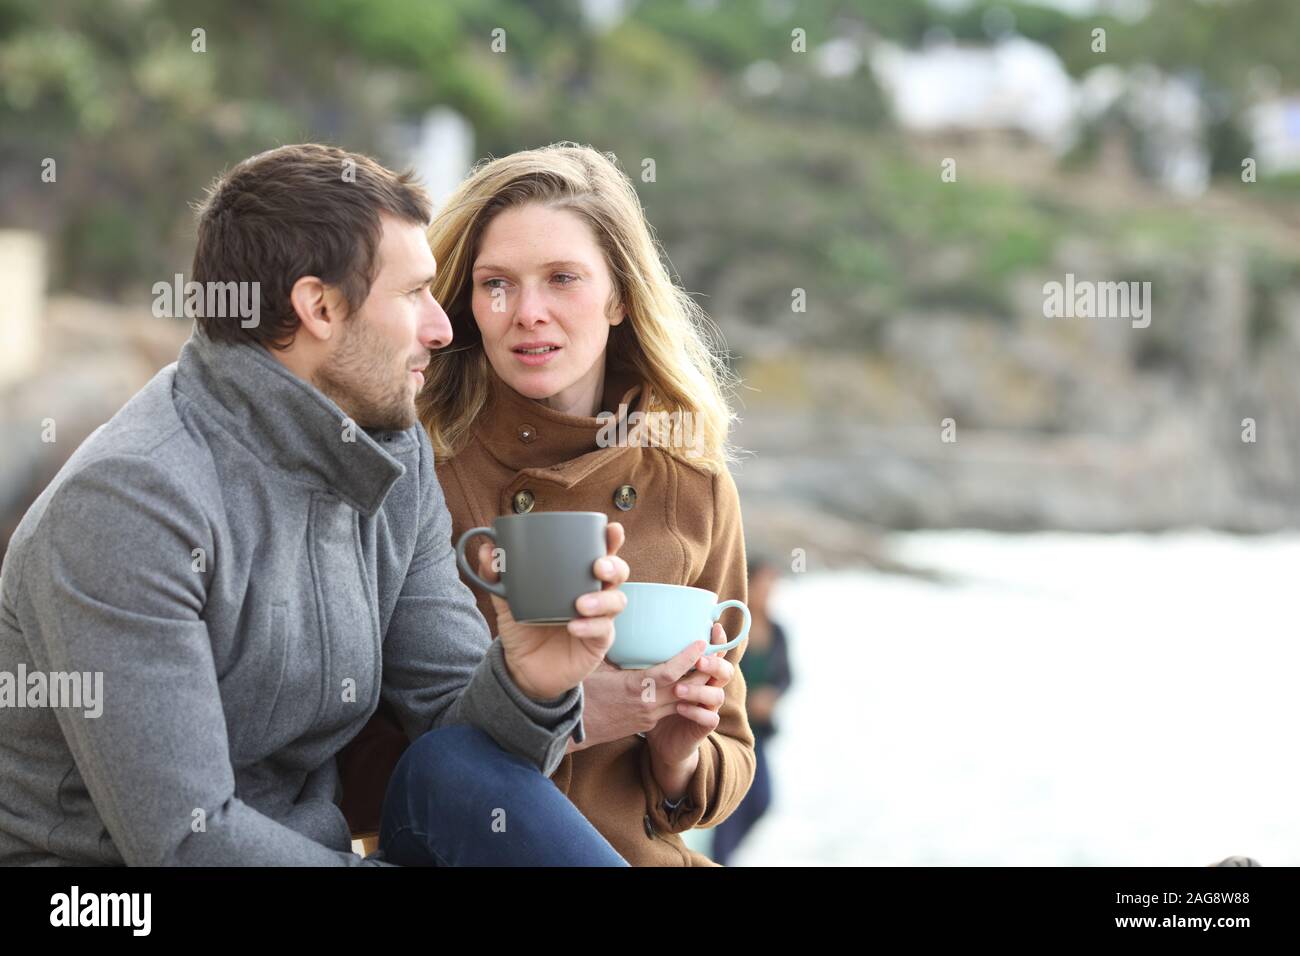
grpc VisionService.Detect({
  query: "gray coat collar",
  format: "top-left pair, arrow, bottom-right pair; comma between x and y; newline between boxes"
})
173,327 -> 410,516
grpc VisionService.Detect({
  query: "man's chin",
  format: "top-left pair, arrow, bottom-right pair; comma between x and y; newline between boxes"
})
373,404 -> 417,433
314,372 -> 418,433
347,400 -> 417,434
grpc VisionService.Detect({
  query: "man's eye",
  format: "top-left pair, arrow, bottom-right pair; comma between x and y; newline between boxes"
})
553,273 -> 577,285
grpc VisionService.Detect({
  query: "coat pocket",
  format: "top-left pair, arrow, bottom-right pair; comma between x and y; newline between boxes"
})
226,600 -> 294,762
255,602 -> 292,743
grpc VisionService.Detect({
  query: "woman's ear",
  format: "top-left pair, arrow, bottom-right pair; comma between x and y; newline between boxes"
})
605,285 -> 627,327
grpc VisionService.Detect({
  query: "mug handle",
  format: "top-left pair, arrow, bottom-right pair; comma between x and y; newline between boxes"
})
455,526 -> 507,599
704,600 -> 751,655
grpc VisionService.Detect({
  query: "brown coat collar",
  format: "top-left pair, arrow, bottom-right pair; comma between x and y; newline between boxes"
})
474,364 -> 650,486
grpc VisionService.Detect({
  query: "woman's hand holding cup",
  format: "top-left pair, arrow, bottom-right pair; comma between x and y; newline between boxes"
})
645,622 -> 736,797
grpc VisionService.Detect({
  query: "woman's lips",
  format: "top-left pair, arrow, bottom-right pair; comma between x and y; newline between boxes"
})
513,345 -> 562,367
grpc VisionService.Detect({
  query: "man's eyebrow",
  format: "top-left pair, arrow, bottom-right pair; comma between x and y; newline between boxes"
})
404,272 -> 437,288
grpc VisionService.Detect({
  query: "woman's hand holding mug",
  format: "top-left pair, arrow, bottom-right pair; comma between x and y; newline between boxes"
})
645,622 -> 736,799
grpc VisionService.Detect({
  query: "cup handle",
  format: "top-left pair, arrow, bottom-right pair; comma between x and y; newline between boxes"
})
705,600 -> 751,655
455,526 -> 507,599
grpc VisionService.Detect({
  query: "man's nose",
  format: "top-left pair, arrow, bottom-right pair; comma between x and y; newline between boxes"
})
420,292 -> 453,351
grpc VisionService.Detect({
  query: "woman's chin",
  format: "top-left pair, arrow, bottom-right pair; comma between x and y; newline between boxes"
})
500,369 -> 562,402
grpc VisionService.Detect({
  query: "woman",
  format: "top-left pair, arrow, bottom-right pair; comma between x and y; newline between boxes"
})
343,143 -> 755,865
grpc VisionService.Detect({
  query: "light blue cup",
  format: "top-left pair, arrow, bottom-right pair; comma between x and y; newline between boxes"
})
609,582 -> 751,669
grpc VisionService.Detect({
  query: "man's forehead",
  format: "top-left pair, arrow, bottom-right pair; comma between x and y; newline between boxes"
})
378,215 -> 436,275
378,213 -> 432,247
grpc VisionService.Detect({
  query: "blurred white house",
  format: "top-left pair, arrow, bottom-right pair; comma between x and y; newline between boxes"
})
402,107 -> 475,210
867,36 -> 1078,153
0,231 -> 44,390
1248,96 -> 1300,175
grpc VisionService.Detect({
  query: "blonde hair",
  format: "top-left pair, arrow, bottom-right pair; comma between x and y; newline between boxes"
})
417,142 -> 738,472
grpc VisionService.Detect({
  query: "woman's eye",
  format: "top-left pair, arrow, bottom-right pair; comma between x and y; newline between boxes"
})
482,278 -> 506,290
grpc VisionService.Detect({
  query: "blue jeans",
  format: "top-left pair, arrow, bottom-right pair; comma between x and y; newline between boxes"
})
378,723 -> 628,866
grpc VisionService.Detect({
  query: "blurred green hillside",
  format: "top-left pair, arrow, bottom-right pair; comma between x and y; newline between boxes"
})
4,0 -> 1300,312
6,0 -> 1300,539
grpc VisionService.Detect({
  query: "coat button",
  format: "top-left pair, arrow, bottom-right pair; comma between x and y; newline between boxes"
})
613,484 -> 637,511
512,489 -> 535,514
517,423 -> 536,444
643,814 -> 655,839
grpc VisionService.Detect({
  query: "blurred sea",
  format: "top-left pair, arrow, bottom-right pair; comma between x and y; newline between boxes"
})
711,531 -> 1300,866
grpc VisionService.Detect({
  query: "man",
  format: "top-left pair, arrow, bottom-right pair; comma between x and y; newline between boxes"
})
0,144 -> 629,866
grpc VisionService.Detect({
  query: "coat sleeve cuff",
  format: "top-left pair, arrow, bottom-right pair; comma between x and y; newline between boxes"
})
638,736 -> 718,834
459,639 -> 584,777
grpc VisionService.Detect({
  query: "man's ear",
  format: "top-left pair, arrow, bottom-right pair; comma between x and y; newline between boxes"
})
289,276 -> 347,342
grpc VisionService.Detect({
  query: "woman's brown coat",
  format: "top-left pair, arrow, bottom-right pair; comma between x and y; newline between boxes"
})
340,367 -> 755,865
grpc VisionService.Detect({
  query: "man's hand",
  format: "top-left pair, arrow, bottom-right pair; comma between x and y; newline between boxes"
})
566,636 -> 717,753
480,521 -> 630,702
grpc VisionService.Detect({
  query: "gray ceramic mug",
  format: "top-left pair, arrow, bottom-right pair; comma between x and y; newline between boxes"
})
455,511 -> 608,624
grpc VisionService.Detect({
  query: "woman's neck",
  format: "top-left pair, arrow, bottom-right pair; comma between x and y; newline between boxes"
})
537,362 -> 607,418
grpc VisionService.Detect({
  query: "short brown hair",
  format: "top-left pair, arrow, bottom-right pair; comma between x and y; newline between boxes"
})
191,143 -> 432,348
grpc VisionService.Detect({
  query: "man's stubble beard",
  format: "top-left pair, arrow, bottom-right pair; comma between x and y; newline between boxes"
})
313,315 -> 416,432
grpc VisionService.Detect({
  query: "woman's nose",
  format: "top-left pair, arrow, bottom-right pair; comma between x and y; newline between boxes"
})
514,284 -> 549,328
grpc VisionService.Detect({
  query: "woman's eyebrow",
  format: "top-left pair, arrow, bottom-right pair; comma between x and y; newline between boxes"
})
472,260 -> 587,273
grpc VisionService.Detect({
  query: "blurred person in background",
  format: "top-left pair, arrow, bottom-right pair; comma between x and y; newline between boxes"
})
710,555 -> 792,866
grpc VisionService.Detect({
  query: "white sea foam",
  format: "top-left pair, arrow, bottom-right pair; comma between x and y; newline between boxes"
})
723,531 -> 1300,866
